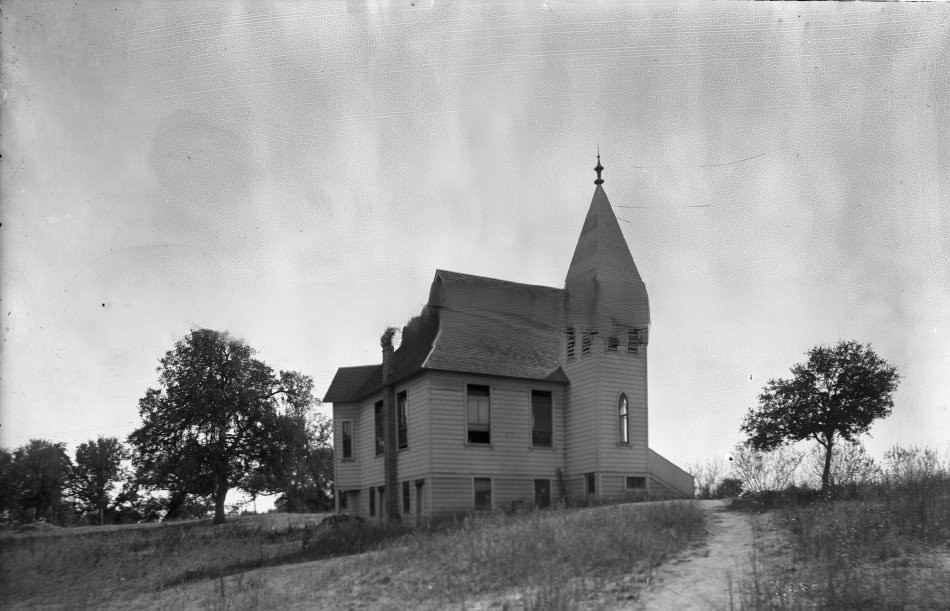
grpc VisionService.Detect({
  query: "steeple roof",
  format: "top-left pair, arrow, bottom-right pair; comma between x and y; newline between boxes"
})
565,167 -> 650,328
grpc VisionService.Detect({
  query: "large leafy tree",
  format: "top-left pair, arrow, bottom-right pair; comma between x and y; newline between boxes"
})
741,340 -> 899,490
71,436 -> 128,525
128,329 -> 318,524
9,440 -> 73,523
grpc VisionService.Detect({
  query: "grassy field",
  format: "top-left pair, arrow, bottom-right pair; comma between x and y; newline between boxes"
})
730,473 -> 950,610
1,501 -> 705,610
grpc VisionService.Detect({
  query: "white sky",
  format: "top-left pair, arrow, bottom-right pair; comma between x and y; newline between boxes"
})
2,1 -> 949,472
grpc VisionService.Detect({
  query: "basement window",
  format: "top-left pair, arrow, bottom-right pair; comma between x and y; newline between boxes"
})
467,384 -> 491,444
474,478 -> 492,510
626,477 -> 646,490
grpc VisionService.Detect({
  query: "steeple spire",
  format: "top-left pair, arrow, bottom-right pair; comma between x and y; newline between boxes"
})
594,150 -> 604,185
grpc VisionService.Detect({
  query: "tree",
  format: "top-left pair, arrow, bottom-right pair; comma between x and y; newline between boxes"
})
128,329 -> 318,524
0,447 -> 14,519
9,440 -> 73,523
729,443 -> 804,493
806,440 -> 878,488
741,340 -> 899,490
71,436 -> 128,525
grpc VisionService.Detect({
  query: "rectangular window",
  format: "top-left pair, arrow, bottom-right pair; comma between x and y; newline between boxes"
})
467,385 -> 491,444
606,336 -> 619,352
586,472 -> 596,496
566,328 -> 576,360
341,419 -> 353,460
626,476 -> 647,490
531,390 -> 553,447
397,390 -> 408,450
534,479 -> 551,508
378,486 -> 385,516
374,401 -> 384,456
369,486 -> 375,516
402,480 -> 411,514
581,331 -> 592,356
338,490 -> 348,511
474,478 -> 492,510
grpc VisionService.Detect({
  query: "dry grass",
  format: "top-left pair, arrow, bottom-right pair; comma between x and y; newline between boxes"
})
728,473 -> 950,610
0,513 -> 330,609
2,501 -> 706,609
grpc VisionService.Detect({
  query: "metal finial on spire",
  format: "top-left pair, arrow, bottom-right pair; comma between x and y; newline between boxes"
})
594,149 -> 604,185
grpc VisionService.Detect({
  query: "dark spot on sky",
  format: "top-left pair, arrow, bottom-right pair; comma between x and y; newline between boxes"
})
101,303 -> 106,307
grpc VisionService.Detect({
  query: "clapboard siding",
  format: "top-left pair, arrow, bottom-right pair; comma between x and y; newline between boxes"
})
563,353 -> 600,476
333,403 -> 361,488
393,376 -> 430,481
598,349 -> 648,472
428,372 -> 567,475
647,448 -> 694,498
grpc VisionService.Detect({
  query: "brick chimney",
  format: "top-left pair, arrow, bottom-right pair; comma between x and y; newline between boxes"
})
380,327 -> 400,522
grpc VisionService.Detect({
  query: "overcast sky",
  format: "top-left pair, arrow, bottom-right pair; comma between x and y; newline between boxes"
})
3,1 -> 948,472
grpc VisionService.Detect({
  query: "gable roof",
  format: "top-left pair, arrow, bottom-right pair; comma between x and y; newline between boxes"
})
323,270 -> 569,404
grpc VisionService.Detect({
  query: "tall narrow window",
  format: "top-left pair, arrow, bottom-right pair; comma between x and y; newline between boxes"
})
402,480 -> 411,514
341,419 -> 353,460
369,486 -> 375,516
374,401 -> 384,456
473,478 -> 492,510
581,331 -> 592,356
531,390 -> 553,447
586,472 -> 596,496
338,490 -> 348,511
618,394 -> 629,444
397,390 -> 408,450
566,328 -> 576,360
467,385 -> 491,444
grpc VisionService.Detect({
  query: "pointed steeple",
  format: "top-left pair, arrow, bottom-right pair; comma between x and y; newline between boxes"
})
594,150 -> 604,185
565,158 -> 649,328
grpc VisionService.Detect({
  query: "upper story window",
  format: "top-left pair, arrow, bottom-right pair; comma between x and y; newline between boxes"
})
374,400 -> 384,456
466,384 -> 491,444
606,336 -> 619,353
341,419 -> 353,460
618,394 -> 629,444
531,390 -> 553,448
397,390 -> 408,450
565,328 -> 576,360
627,328 -> 647,356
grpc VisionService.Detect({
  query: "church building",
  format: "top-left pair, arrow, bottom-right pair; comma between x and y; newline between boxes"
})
324,158 -> 694,522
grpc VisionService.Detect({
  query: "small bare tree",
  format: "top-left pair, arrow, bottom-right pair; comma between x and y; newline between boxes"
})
806,440 -> 878,488
729,443 -> 804,494
688,459 -> 726,499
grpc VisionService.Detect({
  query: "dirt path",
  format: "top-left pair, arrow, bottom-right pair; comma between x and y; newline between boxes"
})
627,500 -> 760,611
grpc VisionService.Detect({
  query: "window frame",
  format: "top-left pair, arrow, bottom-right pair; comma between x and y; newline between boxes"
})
534,478 -> 551,508
626,476 -> 647,490
466,384 -> 492,445
473,477 -> 492,511
605,336 -> 619,353
402,480 -> 411,514
374,400 -> 384,456
618,393 -> 630,445
397,390 -> 408,450
369,486 -> 375,516
340,419 -> 353,461
530,389 -> 554,448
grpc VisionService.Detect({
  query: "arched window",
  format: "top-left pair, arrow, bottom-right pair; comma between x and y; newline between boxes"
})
618,394 -> 629,444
